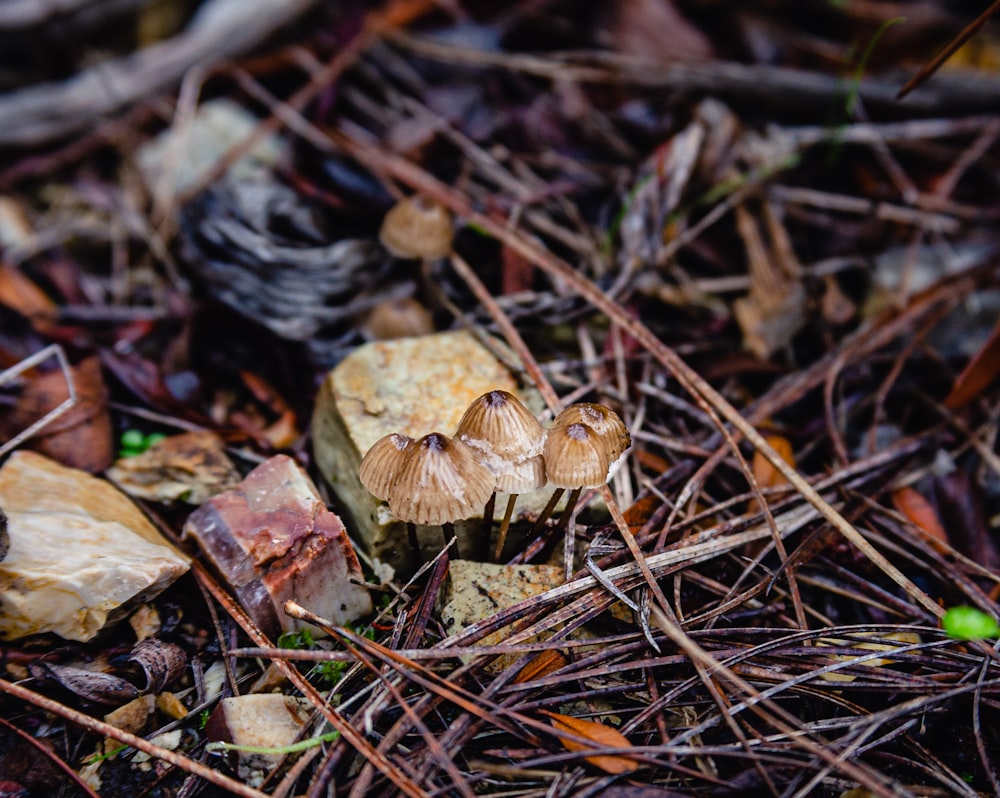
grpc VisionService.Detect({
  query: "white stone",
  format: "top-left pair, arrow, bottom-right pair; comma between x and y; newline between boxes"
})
0,510 -> 189,642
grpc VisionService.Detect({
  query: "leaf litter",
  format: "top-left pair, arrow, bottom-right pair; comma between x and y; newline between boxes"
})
1,2 -> 1000,797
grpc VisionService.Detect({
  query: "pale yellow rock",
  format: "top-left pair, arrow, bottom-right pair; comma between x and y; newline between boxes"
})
104,694 -> 155,738
0,510 -> 189,641
0,450 -> 188,558
0,450 -> 189,642
206,694 -> 312,785
312,330 -> 554,575
438,560 -> 563,670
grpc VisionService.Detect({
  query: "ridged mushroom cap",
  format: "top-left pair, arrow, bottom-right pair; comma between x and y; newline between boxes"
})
359,433 -> 415,501
456,390 -> 546,458
456,390 -> 548,494
362,296 -> 434,341
379,195 -> 454,259
552,403 -> 630,461
543,422 -> 614,489
388,433 -> 495,525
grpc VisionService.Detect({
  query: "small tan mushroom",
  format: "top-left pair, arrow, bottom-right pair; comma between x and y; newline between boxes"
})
362,296 -> 434,341
379,195 -> 454,260
358,433 -> 415,502
551,403 -> 630,462
535,403 -> 630,535
387,432 -> 494,555
455,390 -> 547,561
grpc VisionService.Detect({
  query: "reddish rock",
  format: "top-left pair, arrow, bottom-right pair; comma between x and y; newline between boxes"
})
183,455 -> 372,637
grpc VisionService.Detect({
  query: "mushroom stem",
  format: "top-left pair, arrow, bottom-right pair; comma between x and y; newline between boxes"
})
442,522 -> 458,557
532,488 -> 565,533
492,494 -> 519,562
482,491 -> 497,542
553,487 -> 583,537
407,522 -> 420,559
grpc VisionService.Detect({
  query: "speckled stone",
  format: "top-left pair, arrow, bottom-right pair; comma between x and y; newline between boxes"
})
312,330 -> 555,576
438,560 -> 563,670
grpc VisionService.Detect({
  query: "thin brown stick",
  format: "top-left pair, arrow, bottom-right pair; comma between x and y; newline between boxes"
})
0,678 -> 269,798
897,0 -> 1000,99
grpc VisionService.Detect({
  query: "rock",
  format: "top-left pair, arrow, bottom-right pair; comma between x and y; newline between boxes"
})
205,694 -> 312,785
438,559 -> 563,670
312,330 -> 553,576
0,452 -> 190,642
104,695 -> 155,738
0,450 -> 188,554
137,98 -> 282,204
107,431 -> 241,505
182,455 -> 372,638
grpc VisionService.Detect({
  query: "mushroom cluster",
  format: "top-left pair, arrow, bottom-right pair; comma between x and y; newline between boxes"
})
358,391 -> 629,563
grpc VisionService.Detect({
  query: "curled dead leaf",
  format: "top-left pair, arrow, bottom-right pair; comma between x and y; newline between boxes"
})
28,661 -> 139,706
128,638 -> 188,694
541,710 -> 639,774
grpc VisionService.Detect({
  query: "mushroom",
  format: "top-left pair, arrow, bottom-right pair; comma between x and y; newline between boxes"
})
359,433 -> 418,554
362,296 -> 434,341
386,432 -> 494,558
535,403 -> 631,533
550,403 -> 630,462
379,195 -> 454,260
455,390 -> 547,561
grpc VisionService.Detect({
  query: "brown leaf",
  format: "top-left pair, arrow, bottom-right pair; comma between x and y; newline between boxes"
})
127,639 -> 188,694
542,710 -> 639,774
944,316 -> 1000,409
623,493 -> 662,530
28,662 -> 139,706
0,265 -> 56,330
5,356 -> 112,472
752,435 -> 795,491
891,486 -> 949,550
610,0 -> 713,63
512,650 -> 568,684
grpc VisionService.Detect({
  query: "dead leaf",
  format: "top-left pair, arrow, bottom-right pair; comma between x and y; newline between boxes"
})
891,486 -> 949,550
28,661 -> 139,706
0,265 -> 56,331
128,638 -> 188,694
623,493 -> 662,530
513,650 -> 569,684
542,710 -> 639,774
752,434 -> 795,491
4,355 -> 112,472
943,316 -> 1000,409
610,0 -> 713,63
501,245 -> 535,296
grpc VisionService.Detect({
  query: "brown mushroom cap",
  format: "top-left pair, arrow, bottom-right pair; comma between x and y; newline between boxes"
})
379,195 -> 454,259
552,403 -> 630,461
543,422 -> 614,489
362,296 -> 434,341
388,432 -> 495,525
456,390 -> 548,494
359,433 -> 415,501
456,390 -> 545,457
